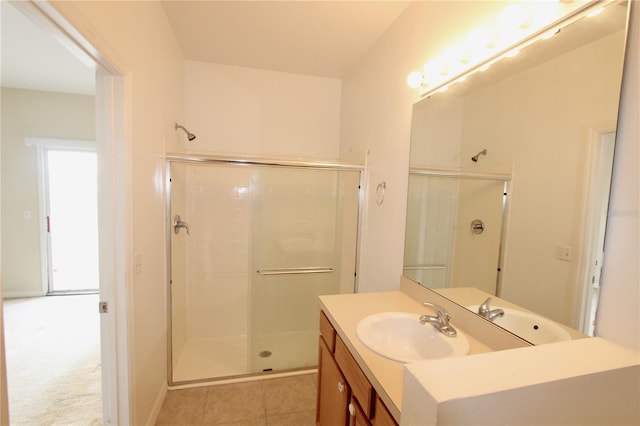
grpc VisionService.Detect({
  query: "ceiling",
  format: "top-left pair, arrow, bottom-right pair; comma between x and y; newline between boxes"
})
162,1 -> 410,78
0,1 -> 96,95
1,1 -> 410,96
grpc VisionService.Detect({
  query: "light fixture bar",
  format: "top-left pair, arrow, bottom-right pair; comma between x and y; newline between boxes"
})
410,0 -> 615,99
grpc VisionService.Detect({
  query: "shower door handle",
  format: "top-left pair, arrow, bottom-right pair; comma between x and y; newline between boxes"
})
173,215 -> 190,235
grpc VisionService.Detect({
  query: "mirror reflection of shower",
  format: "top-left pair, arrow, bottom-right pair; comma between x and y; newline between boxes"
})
175,122 -> 196,141
471,149 -> 487,162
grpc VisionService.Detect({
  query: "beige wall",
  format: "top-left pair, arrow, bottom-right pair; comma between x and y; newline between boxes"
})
598,1 -> 639,351
177,60 -> 342,159
62,1 -> 185,424
0,88 -> 95,297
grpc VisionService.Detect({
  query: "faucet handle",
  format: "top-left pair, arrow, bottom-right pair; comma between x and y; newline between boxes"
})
423,302 -> 449,321
478,297 -> 492,315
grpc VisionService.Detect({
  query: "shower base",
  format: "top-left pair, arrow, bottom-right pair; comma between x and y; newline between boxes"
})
250,330 -> 318,373
172,330 -> 319,383
173,335 -> 247,383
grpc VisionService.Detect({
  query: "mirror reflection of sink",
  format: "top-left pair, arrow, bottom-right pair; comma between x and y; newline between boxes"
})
466,305 -> 572,345
355,312 -> 470,363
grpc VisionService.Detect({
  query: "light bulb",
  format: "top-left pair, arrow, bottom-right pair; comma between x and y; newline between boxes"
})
499,4 -> 533,31
406,71 -> 424,89
423,60 -> 444,85
587,7 -> 604,18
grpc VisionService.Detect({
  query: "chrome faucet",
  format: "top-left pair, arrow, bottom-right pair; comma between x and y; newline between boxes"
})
478,297 -> 505,321
420,302 -> 457,337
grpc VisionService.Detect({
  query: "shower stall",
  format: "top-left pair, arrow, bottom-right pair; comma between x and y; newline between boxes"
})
403,169 -> 510,295
166,155 -> 362,385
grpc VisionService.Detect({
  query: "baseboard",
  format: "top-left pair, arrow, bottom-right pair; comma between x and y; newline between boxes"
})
2,291 -> 46,299
145,382 -> 168,426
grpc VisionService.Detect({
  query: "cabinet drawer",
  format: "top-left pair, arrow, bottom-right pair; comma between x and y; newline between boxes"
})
319,311 -> 336,353
335,335 -> 374,417
372,395 -> 398,426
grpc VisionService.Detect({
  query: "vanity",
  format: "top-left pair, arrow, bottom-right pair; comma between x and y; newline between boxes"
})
315,277 -> 640,425
315,3 -> 640,424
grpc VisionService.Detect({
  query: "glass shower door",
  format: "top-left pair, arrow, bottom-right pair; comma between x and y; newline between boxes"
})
404,173 -> 507,293
248,167 -> 360,373
168,159 -> 360,384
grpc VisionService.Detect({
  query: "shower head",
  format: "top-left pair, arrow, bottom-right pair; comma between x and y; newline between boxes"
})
471,149 -> 487,162
175,123 -> 196,141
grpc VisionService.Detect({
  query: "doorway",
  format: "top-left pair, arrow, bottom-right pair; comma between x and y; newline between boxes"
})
1,1 -> 128,424
44,148 -> 99,294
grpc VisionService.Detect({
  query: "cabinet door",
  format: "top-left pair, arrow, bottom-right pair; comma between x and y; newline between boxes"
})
317,337 -> 349,426
349,397 -> 372,426
372,395 -> 398,426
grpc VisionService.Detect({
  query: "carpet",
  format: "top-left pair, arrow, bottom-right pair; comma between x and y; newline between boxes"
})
3,294 -> 102,425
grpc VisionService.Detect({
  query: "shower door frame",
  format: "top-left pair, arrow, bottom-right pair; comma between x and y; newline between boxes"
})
165,154 -> 364,386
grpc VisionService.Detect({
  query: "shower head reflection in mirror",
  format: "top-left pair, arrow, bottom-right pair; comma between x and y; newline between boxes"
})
403,0 -> 629,341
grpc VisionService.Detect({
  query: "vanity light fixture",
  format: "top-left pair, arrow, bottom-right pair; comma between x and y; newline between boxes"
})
587,7 -> 604,18
504,49 -> 520,58
406,0 -> 616,98
541,27 -> 562,40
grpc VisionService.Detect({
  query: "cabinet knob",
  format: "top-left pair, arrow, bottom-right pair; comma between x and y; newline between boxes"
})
348,402 -> 355,417
337,381 -> 345,393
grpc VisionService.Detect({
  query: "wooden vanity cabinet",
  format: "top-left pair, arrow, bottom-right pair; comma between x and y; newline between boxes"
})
317,311 -> 398,426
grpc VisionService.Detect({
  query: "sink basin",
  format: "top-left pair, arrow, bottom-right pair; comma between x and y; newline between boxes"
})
355,312 -> 470,363
466,305 -> 572,345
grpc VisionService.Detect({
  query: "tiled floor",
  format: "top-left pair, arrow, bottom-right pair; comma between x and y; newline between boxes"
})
156,373 -> 317,426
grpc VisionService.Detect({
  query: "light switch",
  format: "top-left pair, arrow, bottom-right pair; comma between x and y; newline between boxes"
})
134,253 -> 142,274
556,246 -> 572,262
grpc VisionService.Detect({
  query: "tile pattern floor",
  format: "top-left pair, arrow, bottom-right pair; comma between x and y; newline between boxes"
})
156,373 -> 317,426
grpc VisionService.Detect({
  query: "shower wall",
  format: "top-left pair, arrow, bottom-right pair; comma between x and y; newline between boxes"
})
450,179 -> 505,294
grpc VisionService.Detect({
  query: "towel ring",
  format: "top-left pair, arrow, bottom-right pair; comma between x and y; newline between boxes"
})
376,182 -> 386,205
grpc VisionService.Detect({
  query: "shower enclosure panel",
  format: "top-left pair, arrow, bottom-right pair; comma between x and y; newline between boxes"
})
170,163 -> 252,382
404,172 -> 507,293
249,168 -> 359,373
404,175 -> 457,288
168,158 -> 361,384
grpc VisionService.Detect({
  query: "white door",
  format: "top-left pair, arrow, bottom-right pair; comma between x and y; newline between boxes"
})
580,131 -> 616,335
44,149 -> 99,293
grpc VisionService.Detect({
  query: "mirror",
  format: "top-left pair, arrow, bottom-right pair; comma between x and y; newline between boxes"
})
403,1 -> 629,341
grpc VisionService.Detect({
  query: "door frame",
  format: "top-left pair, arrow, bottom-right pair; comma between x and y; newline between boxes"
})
574,123 -> 616,335
4,1 -> 132,424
